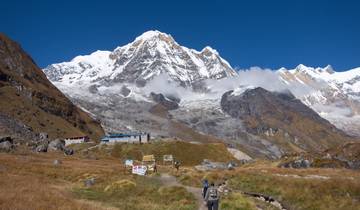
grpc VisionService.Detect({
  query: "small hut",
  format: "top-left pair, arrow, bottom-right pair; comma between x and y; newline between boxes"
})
142,155 -> 156,172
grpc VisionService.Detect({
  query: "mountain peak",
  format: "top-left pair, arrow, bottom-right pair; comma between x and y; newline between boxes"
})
295,64 -> 311,72
323,65 -> 335,74
201,46 -> 219,56
134,30 -> 175,43
44,30 -> 236,86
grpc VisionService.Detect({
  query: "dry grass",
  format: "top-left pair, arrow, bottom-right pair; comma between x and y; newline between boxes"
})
108,140 -> 236,166
0,150 -> 196,210
2,142 -> 358,210
173,160 -> 360,210
220,192 -> 257,210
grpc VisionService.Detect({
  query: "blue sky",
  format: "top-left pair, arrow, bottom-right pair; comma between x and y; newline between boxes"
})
1,0 -> 360,71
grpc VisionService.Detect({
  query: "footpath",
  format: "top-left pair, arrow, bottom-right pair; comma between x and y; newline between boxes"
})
158,173 -> 207,210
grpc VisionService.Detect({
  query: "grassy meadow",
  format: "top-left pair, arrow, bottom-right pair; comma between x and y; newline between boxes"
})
1,141 -> 359,210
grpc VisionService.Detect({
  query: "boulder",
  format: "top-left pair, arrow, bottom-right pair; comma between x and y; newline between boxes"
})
39,132 -> 48,141
280,158 -> 311,169
0,141 -> 13,152
0,136 -> 13,144
84,178 -> 96,187
347,161 -> 360,170
48,139 -> 65,151
64,147 -> 74,156
35,144 -> 48,153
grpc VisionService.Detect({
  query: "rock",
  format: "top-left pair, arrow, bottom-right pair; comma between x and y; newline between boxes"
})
195,159 -> 228,171
227,148 -> 252,161
53,159 -> 62,166
0,136 -> 13,143
84,178 -> 96,187
64,147 -> 74,156
165,95 -> 181,104
280,157 -> 311,169
135,78 -> 147,87
120,85 -> 131,97
48,139 -> 65,151
39,132 -> 48,141
150,92 -> 179,110
35,144 -> 48,152
227,162 -> 237,170
0,141 -> 13,152
347,161 -> 360,170
88,85 -> 98,94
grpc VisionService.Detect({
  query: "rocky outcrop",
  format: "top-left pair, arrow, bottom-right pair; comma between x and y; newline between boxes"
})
279,142 -> 360,170
0,136 -> 14,152
194,159 -> 238,171
48,139 -> 65,151
34,139 -> 74,155
35,143 -> 48,153
150,92 -> 179,110
279,157 -> 312,169
120,85 -> 131,97
64,147 -> 74,156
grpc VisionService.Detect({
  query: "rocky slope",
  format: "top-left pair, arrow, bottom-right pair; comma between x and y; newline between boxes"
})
0,33 -> 104,141
221,87 -> 351,154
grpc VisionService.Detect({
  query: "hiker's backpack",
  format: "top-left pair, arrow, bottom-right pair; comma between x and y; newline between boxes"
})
203,182 -> 209,188
208,188 -> 218,199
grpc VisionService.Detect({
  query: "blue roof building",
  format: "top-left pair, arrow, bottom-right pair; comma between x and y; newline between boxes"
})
101,132 -> 150,144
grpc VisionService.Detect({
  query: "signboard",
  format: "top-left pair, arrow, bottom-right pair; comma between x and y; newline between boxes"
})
125,159 -> 133,167
163,155 -> 174,162
132,165 -> 147,176
142,155 -> 155,162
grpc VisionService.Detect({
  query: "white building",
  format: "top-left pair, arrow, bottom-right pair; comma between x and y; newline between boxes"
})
64,136 -> 89,146
101,133 -> 150,144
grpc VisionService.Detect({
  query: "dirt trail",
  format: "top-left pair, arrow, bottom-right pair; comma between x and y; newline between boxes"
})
158,173 -> 286,210
158,173 -> 207,210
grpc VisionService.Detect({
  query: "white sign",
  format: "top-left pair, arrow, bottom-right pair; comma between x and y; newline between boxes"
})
125,159 -> 133,167
163,155 -> 174,162
132,165 -> 147,176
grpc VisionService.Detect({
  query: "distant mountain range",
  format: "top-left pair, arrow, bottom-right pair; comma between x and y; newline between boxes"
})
278,64 -> 360,136
44,30 -> 360,137
41,30 -> 360,158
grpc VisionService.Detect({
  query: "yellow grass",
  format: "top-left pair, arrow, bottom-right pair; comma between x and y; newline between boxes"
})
0,150 -> 196,210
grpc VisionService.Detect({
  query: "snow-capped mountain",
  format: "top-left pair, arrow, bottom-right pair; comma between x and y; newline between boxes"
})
45,30 -> 236,87
277,64 -> 360,136
42,30 -> 360,158
278,64 -> 360,101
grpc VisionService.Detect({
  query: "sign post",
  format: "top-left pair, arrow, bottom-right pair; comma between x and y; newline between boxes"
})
132,165 -> 147,176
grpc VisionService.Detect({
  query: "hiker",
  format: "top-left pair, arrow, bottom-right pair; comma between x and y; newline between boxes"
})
153,163 -> 158,173
204,183 -> 220,210
174,160 -> 181,171
202,179 -> 209,198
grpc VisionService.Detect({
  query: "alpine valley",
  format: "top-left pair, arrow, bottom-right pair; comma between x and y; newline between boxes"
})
44,30 -> 360,158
